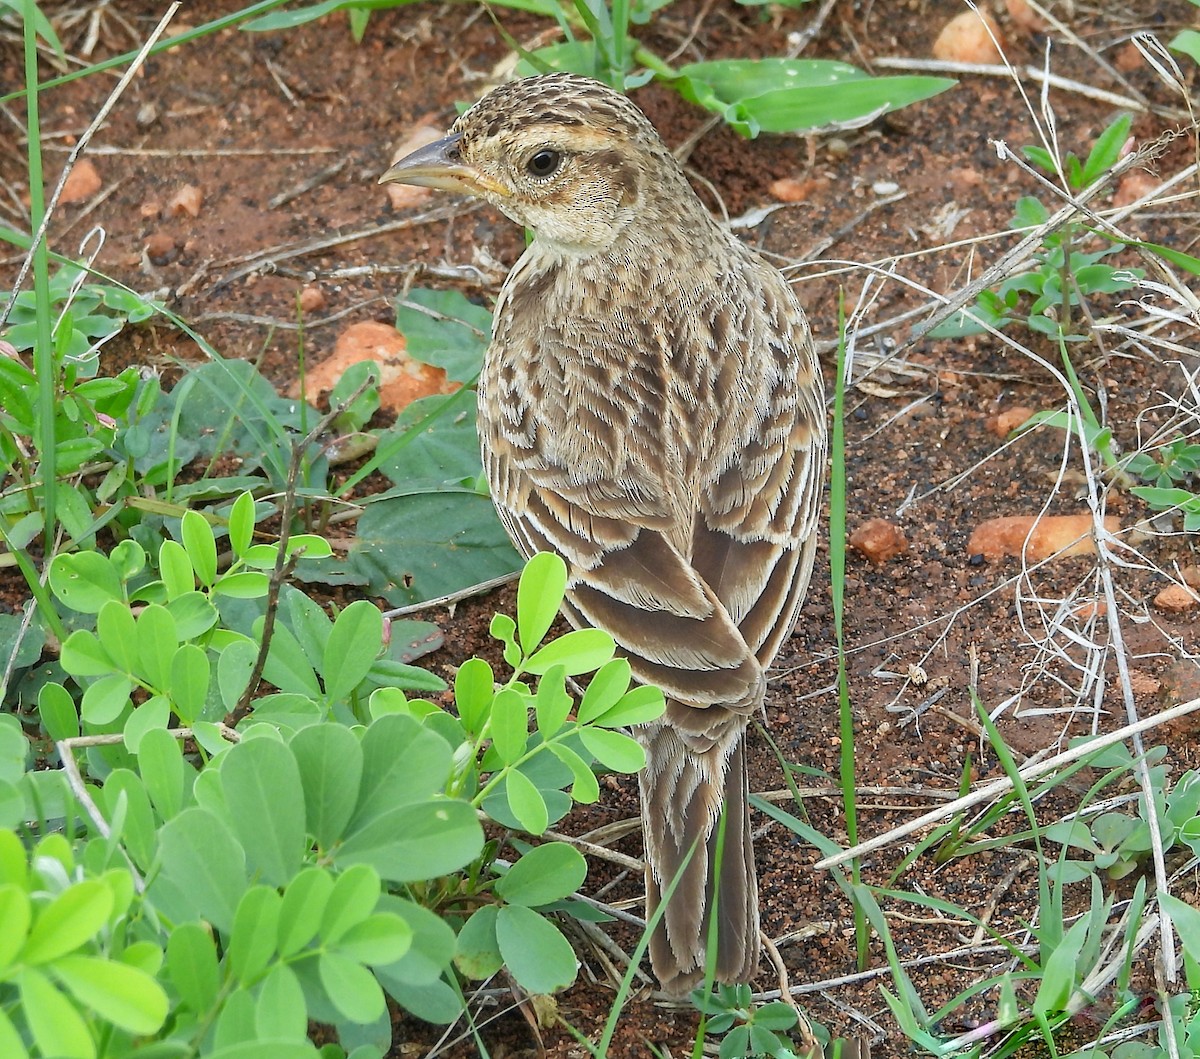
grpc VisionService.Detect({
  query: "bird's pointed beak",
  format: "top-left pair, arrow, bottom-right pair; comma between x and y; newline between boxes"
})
378,132 -> 510,198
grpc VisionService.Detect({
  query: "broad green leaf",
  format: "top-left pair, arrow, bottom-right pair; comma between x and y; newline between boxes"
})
338,800 -> 483,883
0,885 -> 30,970
351,714 -> 453,825
495,905 -> 577,993
259,617 -> 322,697
504,767 -> 549,834
517,552 -> 567,653
60,629 -> 114,678
49,552 -> 123,613
37,681 -> 79,742
138,727 -> 186,821
496,842 -> 586,907
377,394 -> 483,491
227,491 -> 256,558
159,808 -> 247,933
1032,916 -> 1089,1015
290,723 -> 362,848
81,673 -> 133,725
18,968 -> 93,1059
22,880 -> 112,964
1171,27 -> 1200,64
334,913 -> 413,966
278,868 -> 334,958
213,571 -> 271,598
323,600 -> 383,701
534,666 -> 571,736
168,590 -> 220,639
454,905 -> 502,980
375,895 -> 456,986
1081,113 -> 1132,187
221,738 -> 306,885
318,951 -> 385,1024
579,727 -> 645,772
218,639 -> 259,711
321,863 -> 381,945
489,687 -> 529,766
157,539 -> 194,599
255,964 -> 307,1041
454,658 -> 494,736
576,658 -> 632,724
170,643 -> 210,723
348,492 -> 520,608
675,59 -> 955,137
0,1009 -> 29,1059
526,628 -> 614,675
167,922 -> 220,1012
395,288 -> 492,382
546,743 -> 600,804
593,684 -> 664,728
181,510 -> 218,587
229,886 -> 281,984
52,954 -> 168,1035
96,600 -> 137,674
136,605 -> 179,690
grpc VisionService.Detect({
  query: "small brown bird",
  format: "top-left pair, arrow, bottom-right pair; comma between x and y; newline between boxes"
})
381,74 -> 826,994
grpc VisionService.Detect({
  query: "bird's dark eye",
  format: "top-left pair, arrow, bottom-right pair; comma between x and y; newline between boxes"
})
526,149 -> 562,178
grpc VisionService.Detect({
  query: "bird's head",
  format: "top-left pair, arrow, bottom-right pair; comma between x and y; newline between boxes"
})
380,74 -> 690,255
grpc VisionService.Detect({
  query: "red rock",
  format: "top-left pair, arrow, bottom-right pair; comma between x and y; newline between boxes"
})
1154,585 -> 1199,613
298,286 -> 326,313
968,514 -> 1120,562
849,518 -> 909,564
987,406 -> 1035,438
167,184 -> 203,218
1112,171 -> 1157,209
144,232 -> 177,266
1005,0 -> 1045,32
58,159 -> 101,204
298,321 -> 459,413
139,200 -> 162,219
384,125 -> 442,210
933,11 -> 1004,64
769,177 -> 828,203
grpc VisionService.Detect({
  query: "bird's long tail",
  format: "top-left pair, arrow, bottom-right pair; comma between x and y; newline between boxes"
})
639,715 -> 758,995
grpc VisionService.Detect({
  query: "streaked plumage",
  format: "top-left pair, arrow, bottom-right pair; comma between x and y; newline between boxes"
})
381,73 -> 826,994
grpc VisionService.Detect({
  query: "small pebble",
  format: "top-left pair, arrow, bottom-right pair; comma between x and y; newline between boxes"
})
933,10 -> 1004,64
144,232 -> 177,266
987,406 -> 1035,438
872,180 -> 900,196
849,518 -> 909,564
1154,585 -> 1199,613
136,102 -> 159,128
59,159 -> 102,204
167,184 -> 204,218
298,286 -> 326,313
968,514 -> 1119,562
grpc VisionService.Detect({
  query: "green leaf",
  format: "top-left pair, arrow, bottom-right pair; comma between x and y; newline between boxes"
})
51,954 -> 168,1035
278,868 -> 333,958
213,571 -> 271,598
526,629 -> 614,675
227,491 -> 256,558
18,968 -> 94,1059
454,657 -> 494,736
1081,113 -> 1132,187
455,905 -> 503,980
517,552 -> 567,653
675,59 -> 955,136
0,1009 -> 30,1059
576,658 -> 631,724
181,510 -> 218,588
0,885 -> 31,971
290,723 -> 363,848
546,743 -> 600,803
138,726 -> 187,823
228,885 -> 282,984
505,767 -> 549,834
158,808 -> 247,933
96,599 -> 138,674
378,394 -> 483,491
495,905 -> 577,993
255,964 -> 307,1041
167,922 -> 220,1012
318,951 -> 385,1024
49,552 -> 123,613
1171,27 -> 1200,64
37,682 -> 79,742
321,863 -> 381,945
593,684 -> 664,728
81,673 -> 133,725
136,604 -> 180,690
490,687 -> 530,766
334,913 -> 414,966
533,666 -> 571,737
578,727 -> 645,772
338,799 -> 483,883
22,880 -> 112,964
221,738 -> 306,885
496,842 -> 586,906
170,643 -> 211,723
323,600 -> 383,701
1032,915 -> 1089,1015
158,539 -> 194,599
351,714 -> 453,824
348,492 -> 520,607
395,288 -> 492,382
